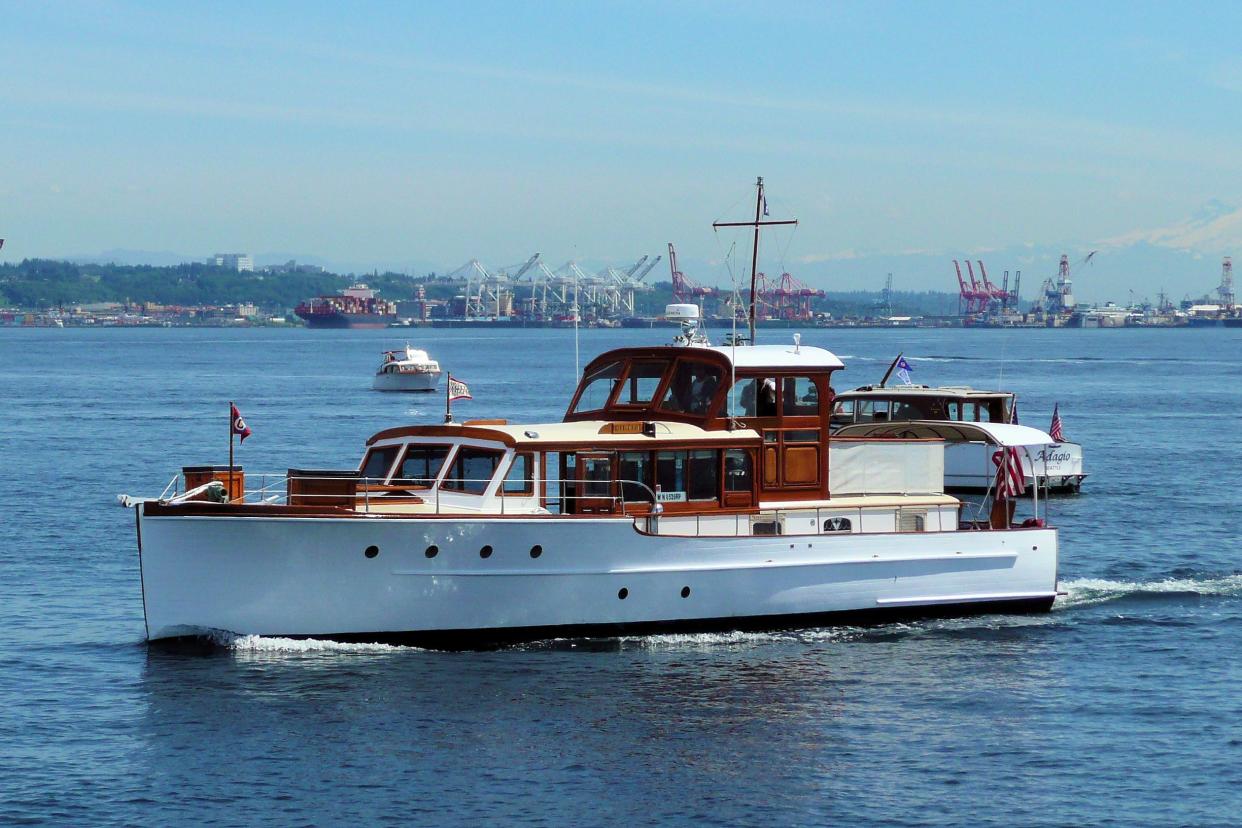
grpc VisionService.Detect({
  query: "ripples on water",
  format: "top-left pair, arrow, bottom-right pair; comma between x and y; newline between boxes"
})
1,327 -> 1240,826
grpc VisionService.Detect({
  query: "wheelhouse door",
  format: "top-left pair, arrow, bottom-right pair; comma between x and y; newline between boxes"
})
575,453 -> 616,514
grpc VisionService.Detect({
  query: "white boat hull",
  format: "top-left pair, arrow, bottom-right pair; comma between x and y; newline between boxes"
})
372,370 -> 441,392
945,441 -> 1085,492
136,510 -> 1058,644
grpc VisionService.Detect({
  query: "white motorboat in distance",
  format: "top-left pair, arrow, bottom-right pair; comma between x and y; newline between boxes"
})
125,312 -> 1064,648
373,345 -> 442,392
831,384 -> 1086,493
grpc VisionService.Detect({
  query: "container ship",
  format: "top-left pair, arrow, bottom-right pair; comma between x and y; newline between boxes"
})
295,284 -> 397,329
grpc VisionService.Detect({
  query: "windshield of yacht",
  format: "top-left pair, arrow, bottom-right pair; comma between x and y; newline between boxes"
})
572,361 -> 623,413
659,360 -> 722,415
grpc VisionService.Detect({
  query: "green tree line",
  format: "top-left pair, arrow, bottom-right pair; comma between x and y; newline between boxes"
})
0,259 -> 963,317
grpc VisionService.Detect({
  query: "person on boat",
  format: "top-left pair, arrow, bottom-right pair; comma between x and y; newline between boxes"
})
757,378 -> 777,417
739,380 -> 757,416
687,373 -> 721,414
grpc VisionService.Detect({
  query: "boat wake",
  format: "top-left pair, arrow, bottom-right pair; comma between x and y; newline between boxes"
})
1055,575 -> 1242,610
207,630 -> 417,654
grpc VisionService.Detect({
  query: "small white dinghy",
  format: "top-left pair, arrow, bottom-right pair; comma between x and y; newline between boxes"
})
372,345 -> 442,392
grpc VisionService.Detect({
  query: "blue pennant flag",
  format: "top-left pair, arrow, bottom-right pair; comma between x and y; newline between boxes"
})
895,356 -> 913,385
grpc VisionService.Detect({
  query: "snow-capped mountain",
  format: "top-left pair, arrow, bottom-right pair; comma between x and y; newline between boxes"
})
1099,200 -> 1242,253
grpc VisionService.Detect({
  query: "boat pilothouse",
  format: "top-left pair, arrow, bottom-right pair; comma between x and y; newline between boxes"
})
126,320 -> 1063,646
831,383 -> 1086,493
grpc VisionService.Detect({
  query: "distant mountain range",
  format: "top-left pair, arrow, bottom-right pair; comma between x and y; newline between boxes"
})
724,202 -> 1242,305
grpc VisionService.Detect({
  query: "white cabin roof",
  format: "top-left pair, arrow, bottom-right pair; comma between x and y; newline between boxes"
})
835,420 -> 1057,447
491,420 -> 760,446
369,419 -> 762,449
838,385 -> 1011,399
706,344 -> 844,370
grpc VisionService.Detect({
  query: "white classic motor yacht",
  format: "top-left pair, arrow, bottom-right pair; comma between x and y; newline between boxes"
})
831,383 -> 1086,493
372,345 -> 442,392
124,310 -> 1064,647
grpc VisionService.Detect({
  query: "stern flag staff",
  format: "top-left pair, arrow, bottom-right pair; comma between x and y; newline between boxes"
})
229,402 -> 252,503
444,374 -> 472,423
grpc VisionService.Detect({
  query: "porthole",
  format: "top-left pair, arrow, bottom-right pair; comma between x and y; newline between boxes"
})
530,544 -> 543,559
480,544 -> 493,559
425,545 -> 439,558
618,587 -> 629,600
364,545 -> 379,559
680,586 -> 691,598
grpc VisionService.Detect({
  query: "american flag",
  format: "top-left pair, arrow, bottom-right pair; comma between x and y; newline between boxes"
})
1009,399 -> 1019,424
448,375 -> 472,402
1049,403 -> 1064,442
992,446 -> 1027,500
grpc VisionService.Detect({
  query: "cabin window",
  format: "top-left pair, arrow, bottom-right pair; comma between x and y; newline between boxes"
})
831,399 -> 855,424
724,449 -> 753,492
573,361 -> 623,412
501,452 -> 535,496
392,444 -> 452,488
619,360 -> 668,405
580,455 -> 613,499
559,453 -> 577,510
655,450 -> 687,499
891,400 -> 922,421
782,376 -> 820,416
687,450 -> 718,501
728,377 -> 778,418
962,402 -> 981,422
856,399 -> 890,423
618,451 -> 652,504
655,449 -> 719,501
442,446 -> 503,494
360,446 -> 400,481
660,361 -> 723,415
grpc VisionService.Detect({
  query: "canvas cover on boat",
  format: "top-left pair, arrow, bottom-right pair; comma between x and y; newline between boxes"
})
829,440 -> 944,495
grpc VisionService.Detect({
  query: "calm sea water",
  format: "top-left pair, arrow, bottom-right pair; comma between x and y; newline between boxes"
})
2,325 -> 1240,827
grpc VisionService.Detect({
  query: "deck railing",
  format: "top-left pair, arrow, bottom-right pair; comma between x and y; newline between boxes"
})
166,472 -> 664,518
158,472 -> 991,538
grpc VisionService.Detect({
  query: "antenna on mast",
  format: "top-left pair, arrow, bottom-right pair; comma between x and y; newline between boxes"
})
713,177 -> 797,345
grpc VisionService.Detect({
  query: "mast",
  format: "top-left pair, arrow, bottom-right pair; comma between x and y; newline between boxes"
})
747,177 -> 764,344
713,176 -> 797,345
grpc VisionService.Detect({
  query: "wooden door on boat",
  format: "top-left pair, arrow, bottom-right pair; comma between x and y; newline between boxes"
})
575,453 -> 615,513
723,448 -> 755,508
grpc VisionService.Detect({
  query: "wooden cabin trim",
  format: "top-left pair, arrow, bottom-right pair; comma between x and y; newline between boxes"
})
366,425 -> 518,447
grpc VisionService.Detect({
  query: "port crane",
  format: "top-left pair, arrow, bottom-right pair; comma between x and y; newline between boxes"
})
668,242 -> 715,304
1218,256 -> 1235,311
954,259 -> 991,315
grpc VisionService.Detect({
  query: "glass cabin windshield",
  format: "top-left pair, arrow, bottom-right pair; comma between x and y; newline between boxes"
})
617,360 -> 668,405
660,361 -> 723,415
573,361 -> 623,413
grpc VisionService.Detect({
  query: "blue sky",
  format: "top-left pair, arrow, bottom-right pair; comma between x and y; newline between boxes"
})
4,1 -> 1242,294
